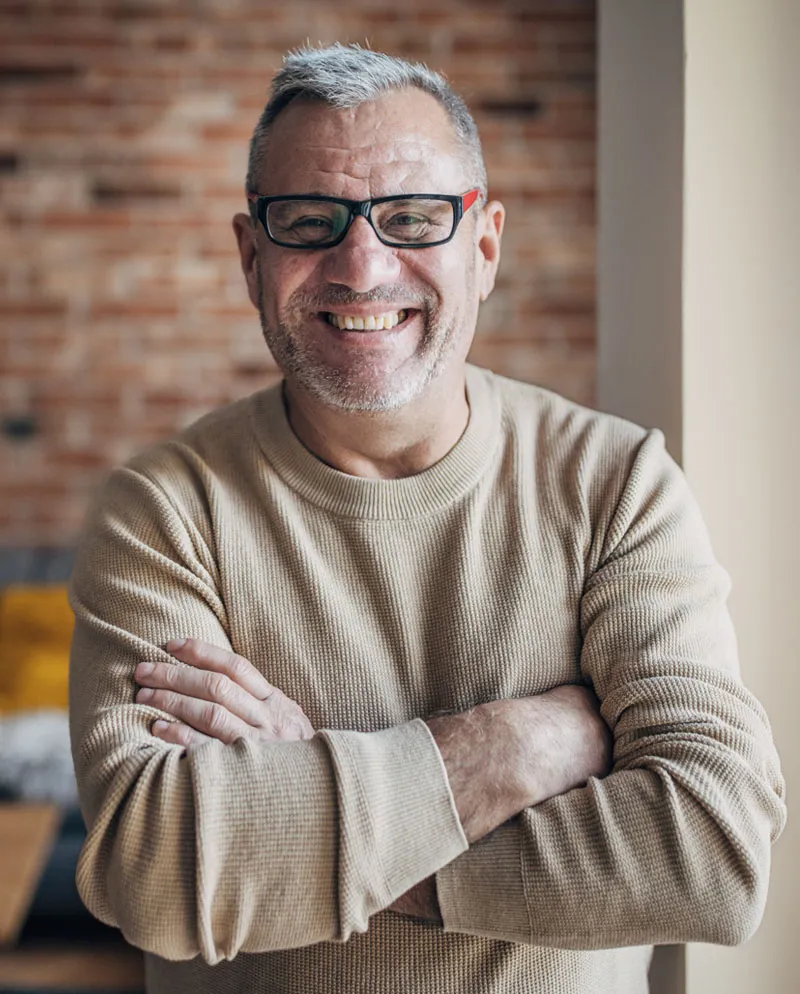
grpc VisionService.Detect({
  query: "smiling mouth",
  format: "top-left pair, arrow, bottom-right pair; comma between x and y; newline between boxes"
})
324,309 -> 409,331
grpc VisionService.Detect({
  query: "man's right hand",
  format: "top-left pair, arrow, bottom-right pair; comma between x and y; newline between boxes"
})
427,685 -> 612,844
134,638 -> 315,747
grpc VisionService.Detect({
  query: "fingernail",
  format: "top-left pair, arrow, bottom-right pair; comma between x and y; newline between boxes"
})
166,638 -> 187,653
152,719 -> 169,733
136,662 -> 154,677
137,687 -> 154,701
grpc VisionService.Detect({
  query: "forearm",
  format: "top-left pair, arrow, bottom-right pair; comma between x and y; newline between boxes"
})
74,639 -> 467,963
437,709 -> 784,947
429,657 -> 784,946
428,686 -> 611,845
435,591 -> 784,945
389,685 -> 611,923
75,705 -> 339,961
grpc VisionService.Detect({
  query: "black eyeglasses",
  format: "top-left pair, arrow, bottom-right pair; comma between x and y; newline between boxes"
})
246,189 -> 481,249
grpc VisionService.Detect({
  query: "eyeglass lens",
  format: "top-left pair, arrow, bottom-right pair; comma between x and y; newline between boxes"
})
266,198 -> 456,247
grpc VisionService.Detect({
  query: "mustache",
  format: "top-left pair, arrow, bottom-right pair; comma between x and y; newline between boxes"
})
289,284 -> 435,312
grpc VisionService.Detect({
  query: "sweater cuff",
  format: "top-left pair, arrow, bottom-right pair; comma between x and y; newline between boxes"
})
437,819 -> 531,943
320,719 -> 468,928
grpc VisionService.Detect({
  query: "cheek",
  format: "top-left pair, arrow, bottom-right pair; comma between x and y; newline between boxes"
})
259,252 -> 320,314
405,252 -> 467,308
436,257 -> 479,315
438,235 -> 480,293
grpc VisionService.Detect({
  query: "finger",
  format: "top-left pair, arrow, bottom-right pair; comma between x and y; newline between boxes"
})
165,638 -> 275,701
136,687 -> 252,745
135,660 -> 266,727
151,718 -> 214,748
287,707 -> 316,740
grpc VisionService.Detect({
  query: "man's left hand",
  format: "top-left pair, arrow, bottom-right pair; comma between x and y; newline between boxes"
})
134,638 -> 315,747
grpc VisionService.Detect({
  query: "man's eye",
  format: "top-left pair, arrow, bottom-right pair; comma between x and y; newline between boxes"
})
287,216 -> 334,230
271,212 -> 338,244
382,213 -> 439,233
389,213 -> 429,227
381,214 -> 436,240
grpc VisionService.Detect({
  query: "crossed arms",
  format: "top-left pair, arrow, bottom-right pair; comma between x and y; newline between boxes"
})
133,637 -> 612,921
68,431 -> 787,963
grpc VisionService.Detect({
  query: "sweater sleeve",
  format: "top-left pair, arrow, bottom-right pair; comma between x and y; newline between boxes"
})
436,429 -> 786,947
69,461 -> 467,964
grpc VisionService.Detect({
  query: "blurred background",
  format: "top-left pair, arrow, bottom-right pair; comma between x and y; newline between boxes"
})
0,0 -> 596,548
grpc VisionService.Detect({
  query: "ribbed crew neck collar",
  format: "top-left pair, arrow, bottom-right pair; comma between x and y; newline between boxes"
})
249,364 -> 501,520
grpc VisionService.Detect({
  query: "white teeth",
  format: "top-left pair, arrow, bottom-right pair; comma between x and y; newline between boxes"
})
327,310 -> 407,331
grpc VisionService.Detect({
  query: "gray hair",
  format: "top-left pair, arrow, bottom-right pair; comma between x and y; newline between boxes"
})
246,43 -> 487,213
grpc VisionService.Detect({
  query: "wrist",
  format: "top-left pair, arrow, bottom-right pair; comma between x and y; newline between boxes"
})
428,700 -> 533,843
428,688 -> 611,845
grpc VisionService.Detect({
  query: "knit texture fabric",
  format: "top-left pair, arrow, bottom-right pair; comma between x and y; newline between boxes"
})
69,365 -> 786,994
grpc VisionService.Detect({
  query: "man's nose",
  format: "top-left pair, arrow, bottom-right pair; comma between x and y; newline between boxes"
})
319,216 -> 401,292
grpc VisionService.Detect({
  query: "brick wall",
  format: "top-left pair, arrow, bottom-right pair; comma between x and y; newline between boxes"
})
0,0 -> 596,546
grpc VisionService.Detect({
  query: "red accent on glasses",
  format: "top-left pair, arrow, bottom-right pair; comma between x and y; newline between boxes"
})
462,189 -> 480,212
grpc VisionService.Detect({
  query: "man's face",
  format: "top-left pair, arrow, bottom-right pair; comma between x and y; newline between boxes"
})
236,89 -> 502,413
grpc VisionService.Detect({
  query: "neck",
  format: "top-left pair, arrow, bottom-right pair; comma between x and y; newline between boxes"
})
282,369 -> 470,480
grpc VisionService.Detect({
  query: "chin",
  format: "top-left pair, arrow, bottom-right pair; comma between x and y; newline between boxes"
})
295,368 -> 432,414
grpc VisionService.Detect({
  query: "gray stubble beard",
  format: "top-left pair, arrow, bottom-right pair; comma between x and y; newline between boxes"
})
254,265 -> 469,414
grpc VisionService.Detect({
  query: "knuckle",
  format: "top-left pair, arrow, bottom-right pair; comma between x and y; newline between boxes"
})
146,689 -> 166,709
205,703 -> 228,734
171,723 -> 192,746
163,689 -> 183,710
179,638 -> 200,660
269,688 -> 287,708
230,654 -> 255,681
228,654 -> 250,679
206,672 -> 230,700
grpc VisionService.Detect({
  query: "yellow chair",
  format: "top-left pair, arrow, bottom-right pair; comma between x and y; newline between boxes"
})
0,585 -> 73,713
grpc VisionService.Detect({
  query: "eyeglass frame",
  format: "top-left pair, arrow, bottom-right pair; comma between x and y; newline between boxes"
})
245,189 -> 482,250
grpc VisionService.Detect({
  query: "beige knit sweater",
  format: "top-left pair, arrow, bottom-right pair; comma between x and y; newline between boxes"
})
69,365 -> 786,994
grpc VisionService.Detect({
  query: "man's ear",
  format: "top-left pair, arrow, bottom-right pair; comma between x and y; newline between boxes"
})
476,200 -> 505,302
232,212 -> 261,311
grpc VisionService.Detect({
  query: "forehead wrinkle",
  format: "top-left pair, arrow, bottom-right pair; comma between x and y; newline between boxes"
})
293,142 -> 458,196
298,138 -> 442,170
301,161 -> 430,199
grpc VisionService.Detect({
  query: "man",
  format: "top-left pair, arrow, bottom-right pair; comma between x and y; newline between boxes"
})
69,44 -> 785,994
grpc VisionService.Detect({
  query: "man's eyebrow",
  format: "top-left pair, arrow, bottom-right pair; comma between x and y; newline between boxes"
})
269,191 -> 347,200
261,190 -> 333,198
273,191 -> 421,200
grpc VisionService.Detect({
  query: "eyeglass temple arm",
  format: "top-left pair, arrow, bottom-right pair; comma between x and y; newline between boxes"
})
463,189 -> 480,211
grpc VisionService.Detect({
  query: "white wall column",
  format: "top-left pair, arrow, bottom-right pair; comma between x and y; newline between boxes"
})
682,1 -> 798,990
598,1 -> 798,991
